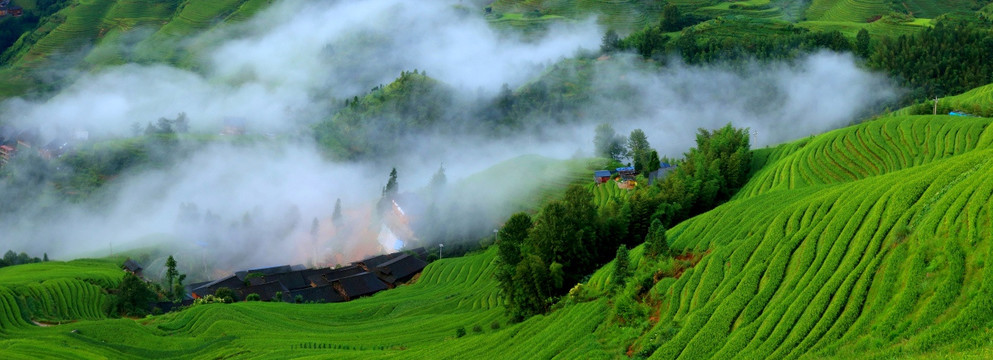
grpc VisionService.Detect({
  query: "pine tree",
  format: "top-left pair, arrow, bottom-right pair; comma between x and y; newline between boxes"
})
165,255 -> 178,293
332,198 -> 343,225
613,245 -> 629,289
645,219 -> 670,258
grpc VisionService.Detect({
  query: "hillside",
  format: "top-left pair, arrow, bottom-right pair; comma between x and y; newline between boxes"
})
3,113 -> 993,358
5,0 -> 993,358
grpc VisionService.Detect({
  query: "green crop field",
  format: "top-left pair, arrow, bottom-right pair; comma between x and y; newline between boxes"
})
6,114 -> 993,358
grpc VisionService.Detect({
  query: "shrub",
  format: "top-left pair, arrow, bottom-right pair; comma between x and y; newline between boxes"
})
455,327 -> 466,338
214,287 -> 236,303
490,321 -> 500,330
472,325 -> 483,333
246,293 -> 261,301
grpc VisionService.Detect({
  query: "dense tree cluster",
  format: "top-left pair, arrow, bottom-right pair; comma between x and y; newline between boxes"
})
496,124 -> 751,320
619,16 -> 993,106
0,250 -> 45,268
866,21 -> 993,100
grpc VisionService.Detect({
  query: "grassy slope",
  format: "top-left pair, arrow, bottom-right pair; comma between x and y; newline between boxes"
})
5,115 -> 993,358
638,115 -> 993,359
0,259 -> 123,331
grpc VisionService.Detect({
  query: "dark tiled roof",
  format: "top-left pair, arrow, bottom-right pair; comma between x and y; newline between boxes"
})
192,275 -> 245,297
354,254 -> 396,270
406,247 -> 428,259
235,265 -> 293,280
288,285 -> 344,303
308,266 -> 363,287
374,254 -> 426,284
123,259 -> 143,272
263,270 -> 316,290
332,272 -> 387,300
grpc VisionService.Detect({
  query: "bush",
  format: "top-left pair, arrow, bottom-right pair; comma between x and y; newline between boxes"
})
214,287 -> 236,303
246,293 -> 261,301
455,327 -> 467,338
490,321 -> 500,330
472,325 -> 483,333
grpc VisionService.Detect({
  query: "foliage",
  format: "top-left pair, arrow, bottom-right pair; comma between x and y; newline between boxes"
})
594,123 -> 627,162
644,219 -> 669,259
245,293 -> 261,302
0,250 -> 42,268
867,21 -> 993,100
214,287 -> 236,303
116,273 -> 155,316
627,129 -> 651,173
612,245 -> 629,290
165,255 -> 178,295
332,198 -> 343,225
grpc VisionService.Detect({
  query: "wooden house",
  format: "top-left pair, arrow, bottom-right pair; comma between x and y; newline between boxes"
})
191,275 -> 245,299
122,259 -> 144,278
616,166 -> 637,181
238,281 -> 291,302
647,163 -> 676,185
331,272 -> 388,301
593,170 -> 612,184
288,285 -> 345,303
235,265 -> 293,280
308,265 -> 364,287
9,6 -> 20,16
373,254 -> 426,286
353,253 -> 398,272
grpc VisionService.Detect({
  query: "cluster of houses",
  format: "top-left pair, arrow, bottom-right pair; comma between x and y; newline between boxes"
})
179,248 -> 429,304
0,0 -> 23,17
593,163 -> 677,188
0,125 -> 92,167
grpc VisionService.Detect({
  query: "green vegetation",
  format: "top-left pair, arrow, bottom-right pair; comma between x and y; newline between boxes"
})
5,113 -> 993,358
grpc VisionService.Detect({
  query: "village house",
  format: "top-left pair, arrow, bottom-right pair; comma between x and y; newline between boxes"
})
373,253 -> 427,286
331,272 -> 388,301
0,145 -> 14,166
190,275 -> 245,299
288,285 -> 345,303
593,170 -> 612,184
235,265 -> 293,280
238,281 -> 291,302
308,265 -> 364,287
616,166 -> 637,181
647,162 -> 677,185
353,253 -> 398,272
122,259 -> 144,278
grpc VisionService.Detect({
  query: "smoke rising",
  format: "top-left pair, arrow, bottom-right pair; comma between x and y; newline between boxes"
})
0,0 -> 897,277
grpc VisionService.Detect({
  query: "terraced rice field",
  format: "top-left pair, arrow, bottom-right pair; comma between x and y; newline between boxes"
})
901,0 -> 981,18
5,116 -> 993,358
740,115 -> 993,197
589,179 -> 631,208
0,259 -> 123,330
634,115 -> 993,358
805,0 -> 891,22
0,249 -> 613,358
